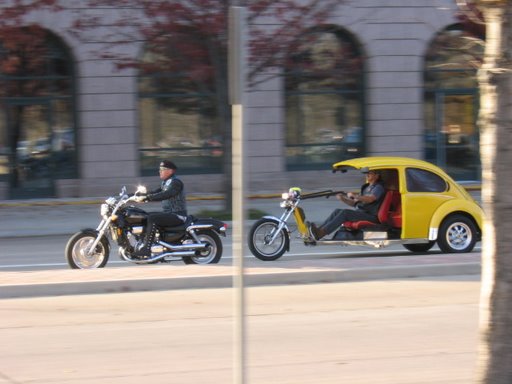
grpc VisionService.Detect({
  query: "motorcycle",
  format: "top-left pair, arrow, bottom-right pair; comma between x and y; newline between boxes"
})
247,187 -> 400,261
65,186 -> 227,269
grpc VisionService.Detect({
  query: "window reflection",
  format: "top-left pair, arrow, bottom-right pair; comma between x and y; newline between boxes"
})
285,26 -> 365,170
138,42 -> 222,175
424,24 -> 484,181
0,30 -> 76,198
425,26 -> 484,89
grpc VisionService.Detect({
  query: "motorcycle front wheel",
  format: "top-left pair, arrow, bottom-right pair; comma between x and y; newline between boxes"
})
182,230 -> 223,264
65,231 -> 110,269
248,218 -> 289,261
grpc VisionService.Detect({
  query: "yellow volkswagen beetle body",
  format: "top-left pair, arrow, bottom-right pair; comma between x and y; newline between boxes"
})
332,156 -> 483,253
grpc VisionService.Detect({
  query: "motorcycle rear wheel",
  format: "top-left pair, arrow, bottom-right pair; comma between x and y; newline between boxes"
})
65,231 -> 110,269
248,218 -> 289,261
182,230 -> 223,264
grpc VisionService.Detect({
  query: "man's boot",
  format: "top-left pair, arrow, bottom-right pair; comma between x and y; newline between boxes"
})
133,224 -> 157,258
308,222 -> 327,241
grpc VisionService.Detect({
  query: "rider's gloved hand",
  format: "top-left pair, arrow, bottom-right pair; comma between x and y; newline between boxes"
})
134,193 -> 148,203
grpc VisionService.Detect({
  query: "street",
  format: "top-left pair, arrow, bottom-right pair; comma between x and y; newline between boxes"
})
0,276 -> 479,384
0,234 -> 481,271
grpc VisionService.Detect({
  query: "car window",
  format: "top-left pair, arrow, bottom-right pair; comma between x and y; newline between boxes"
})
406,168 -> 447,192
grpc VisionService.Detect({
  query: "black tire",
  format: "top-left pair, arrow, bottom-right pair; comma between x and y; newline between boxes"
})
65,231 -> 110,269
437,214 -> 477,253
248,218 -> 289,261
403,241 -> 435,253
182,230 -> 223,264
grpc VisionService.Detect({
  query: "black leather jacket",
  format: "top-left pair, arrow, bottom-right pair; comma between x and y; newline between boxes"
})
147,175 -> 187,216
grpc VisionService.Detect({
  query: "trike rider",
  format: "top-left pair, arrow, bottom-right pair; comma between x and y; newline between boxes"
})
133,160 -> 187,257
308,169 -> 385,240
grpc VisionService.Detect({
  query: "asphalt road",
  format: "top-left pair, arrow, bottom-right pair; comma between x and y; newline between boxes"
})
0,276 -> 480,384
0,234 -> 481,271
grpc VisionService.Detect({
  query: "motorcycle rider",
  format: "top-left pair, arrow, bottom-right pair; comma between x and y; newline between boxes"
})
133,160 -> 187,258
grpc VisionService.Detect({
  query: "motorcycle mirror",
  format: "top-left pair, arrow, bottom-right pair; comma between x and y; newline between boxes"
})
120,186 -> 127,196
136,185 -> 147,194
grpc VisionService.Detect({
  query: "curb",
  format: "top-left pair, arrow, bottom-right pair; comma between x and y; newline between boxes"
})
0,262 -> 480,299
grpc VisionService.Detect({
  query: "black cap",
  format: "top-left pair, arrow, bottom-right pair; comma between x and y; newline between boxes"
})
160,160 -> 177,170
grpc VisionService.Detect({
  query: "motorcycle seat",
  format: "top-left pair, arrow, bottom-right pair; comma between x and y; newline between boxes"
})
160,215 -> 195,232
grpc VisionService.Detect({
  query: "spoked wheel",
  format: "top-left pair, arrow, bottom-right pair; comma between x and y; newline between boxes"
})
182,230 -> 223,264
248,218 -> 289,261
437,214 -> 478,253
65,231 -> 110,269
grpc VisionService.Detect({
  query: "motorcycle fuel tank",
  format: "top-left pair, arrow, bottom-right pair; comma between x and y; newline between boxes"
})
124,207 -> 147,224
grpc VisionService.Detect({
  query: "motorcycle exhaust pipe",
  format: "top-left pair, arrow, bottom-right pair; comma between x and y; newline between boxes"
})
157,240 -> 207,252
119,249 -> 197,264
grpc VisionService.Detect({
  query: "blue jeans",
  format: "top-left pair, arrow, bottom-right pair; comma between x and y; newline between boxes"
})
319,208 -> 377,235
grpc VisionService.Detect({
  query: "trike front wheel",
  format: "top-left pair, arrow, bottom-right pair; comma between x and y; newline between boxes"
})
248,218 -> 289,261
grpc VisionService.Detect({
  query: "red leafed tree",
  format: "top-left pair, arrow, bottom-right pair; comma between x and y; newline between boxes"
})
71,0 -> 339,209
0,1 -> 60,187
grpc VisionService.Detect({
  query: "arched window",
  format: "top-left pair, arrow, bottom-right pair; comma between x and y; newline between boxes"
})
424,24 -> 484,181
0,28 -> 76,199
285,26 -> 365,170
138,39 -> 222,176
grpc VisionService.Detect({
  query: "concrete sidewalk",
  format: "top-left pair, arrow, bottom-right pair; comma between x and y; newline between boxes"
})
0,253 -> 480,299
0,189 -> 483,238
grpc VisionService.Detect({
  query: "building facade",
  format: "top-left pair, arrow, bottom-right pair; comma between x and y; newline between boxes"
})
0,1 -> 483,200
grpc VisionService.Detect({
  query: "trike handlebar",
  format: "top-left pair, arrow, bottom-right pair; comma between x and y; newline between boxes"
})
300,190 -> 347,200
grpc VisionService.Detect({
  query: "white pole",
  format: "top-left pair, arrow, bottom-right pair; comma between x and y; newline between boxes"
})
229,6 -> 247,384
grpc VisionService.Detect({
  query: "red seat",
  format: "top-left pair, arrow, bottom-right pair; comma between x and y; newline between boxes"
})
343,190 -> 402,231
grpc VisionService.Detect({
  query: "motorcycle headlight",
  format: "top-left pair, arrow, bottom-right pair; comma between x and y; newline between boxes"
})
282,187 -> 301,201
105,197 -> 116,205
100,203 -> 110,217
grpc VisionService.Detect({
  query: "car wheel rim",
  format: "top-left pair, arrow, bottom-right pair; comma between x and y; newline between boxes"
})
446,222 -> 472,251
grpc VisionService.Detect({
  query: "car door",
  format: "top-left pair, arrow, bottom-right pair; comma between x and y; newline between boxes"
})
400,167 -> 453,239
